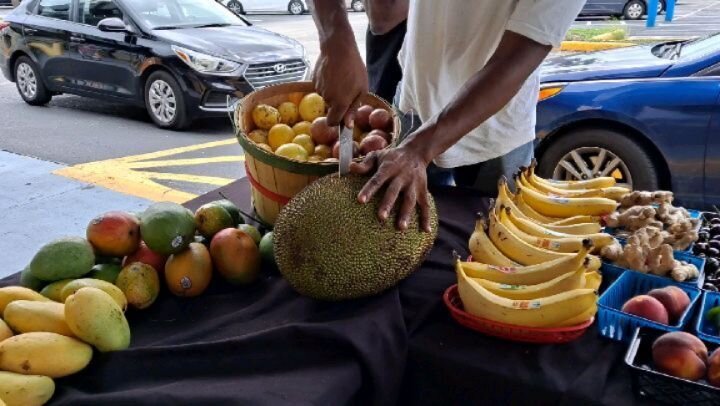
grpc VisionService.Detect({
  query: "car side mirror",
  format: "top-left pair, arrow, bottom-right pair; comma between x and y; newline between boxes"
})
97,17 -> 130,33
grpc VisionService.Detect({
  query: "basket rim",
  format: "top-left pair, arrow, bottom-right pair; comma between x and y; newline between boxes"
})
443,284 -> 594,333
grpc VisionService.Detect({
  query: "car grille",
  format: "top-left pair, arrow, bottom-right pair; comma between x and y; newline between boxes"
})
244,59 -> 307,89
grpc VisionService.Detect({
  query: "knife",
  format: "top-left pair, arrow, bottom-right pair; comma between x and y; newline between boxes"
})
338,126 -> 353,176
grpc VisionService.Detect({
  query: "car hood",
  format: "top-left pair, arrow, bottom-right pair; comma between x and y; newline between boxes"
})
541,45 -> 673,82
153,26 -> 304,64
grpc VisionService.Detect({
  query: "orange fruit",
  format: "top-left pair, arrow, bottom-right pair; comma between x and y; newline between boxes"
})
292,121 -> 312,136
288,92 -> 305,106
278,102 -> 300,125
164,243 -> 212,297
268,124 -> 295,151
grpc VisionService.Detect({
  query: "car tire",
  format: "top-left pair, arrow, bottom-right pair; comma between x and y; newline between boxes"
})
351,0 -> 365,12
623,0 -> 646,20
288,0 -> 304,15
536,128 -> 660,191
226,0 -> 244,15
14,56 -> 52,106
144,71 -> 190,131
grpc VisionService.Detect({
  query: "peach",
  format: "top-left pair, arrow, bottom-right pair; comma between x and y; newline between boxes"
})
621,295 -> 669,325
123,241 -> 168,275
86,211 -> 140,257
709,348 -> 720,387
648,286 -> 691,324
652,332 -> 708,381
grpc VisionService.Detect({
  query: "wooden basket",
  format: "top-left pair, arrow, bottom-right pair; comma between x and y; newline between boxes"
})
236,81 -> 400,225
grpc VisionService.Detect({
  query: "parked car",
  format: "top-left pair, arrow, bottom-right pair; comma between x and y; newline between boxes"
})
0,0 -> 13,6
536,33 -> 720,209
0,0 -> 308,130
579,0 -> 665,20
219,0 -> 308,15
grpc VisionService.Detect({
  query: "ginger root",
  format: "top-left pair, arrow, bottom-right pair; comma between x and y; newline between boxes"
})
600,241 -> 624,262
646,245 -> 676,277
670,261 -> 700,282
620,191 -> 673,208
604,206 -> 655,230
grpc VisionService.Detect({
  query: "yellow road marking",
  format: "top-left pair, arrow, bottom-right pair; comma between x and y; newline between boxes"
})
54,138 -> 244,203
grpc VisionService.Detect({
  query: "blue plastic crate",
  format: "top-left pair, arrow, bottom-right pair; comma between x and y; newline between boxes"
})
599,262 -> 626,294
597,271 -> 701,342
696,291 -> 720,345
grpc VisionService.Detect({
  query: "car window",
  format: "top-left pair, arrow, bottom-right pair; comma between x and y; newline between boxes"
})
37,0 -> 71,20
78,0 -> 123,26
123,0 -> 242,29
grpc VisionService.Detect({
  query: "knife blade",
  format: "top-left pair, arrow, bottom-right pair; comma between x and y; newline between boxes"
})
338,126 -> 353,176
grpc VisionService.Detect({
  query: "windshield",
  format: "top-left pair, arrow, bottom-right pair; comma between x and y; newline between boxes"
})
123,0 -> 244,30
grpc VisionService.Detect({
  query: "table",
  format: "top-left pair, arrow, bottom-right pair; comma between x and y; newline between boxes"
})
1,179 -> 646,406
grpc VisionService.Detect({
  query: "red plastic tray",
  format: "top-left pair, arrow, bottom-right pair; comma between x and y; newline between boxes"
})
443,284 -> 593,344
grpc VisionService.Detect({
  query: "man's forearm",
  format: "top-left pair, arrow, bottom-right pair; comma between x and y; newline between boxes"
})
402,31 -> 552,164
310,0 -> 355,49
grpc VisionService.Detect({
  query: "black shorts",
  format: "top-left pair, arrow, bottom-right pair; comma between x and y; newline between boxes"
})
365,20 -> 407,104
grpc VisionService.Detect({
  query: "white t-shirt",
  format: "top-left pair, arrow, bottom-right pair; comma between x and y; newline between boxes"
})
398,0 -> 586,168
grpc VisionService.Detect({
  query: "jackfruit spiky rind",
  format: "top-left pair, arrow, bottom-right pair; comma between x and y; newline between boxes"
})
273,174 -> 438,301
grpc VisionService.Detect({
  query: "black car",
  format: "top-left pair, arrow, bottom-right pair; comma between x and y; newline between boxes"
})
0,0 -> 308,129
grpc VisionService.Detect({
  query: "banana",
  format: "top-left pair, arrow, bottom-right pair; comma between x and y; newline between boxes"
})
460,245 -> 591,285
488,210 -> 577,265
548,216 -> 602,228
518,184 -> 618,218
527,160 -> 616,190
496,180 -> 602,234
468,218 -> 519,267
585,271 -> 602,291
472,266 -> 586,300
553,302 -> 597,327
503,206 -> 615,251
524,172 -> 630,202
456,261 -> 598,328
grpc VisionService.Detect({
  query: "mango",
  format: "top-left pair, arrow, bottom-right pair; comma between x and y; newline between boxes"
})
0,371 -> 55,406
19,266 -> 45,292
86,211 -> 141,257
87,263 -> 122,284
3,301 -> 74,337
210,228 -> 260,285
165,243 -> 213,297
60,279 -> 127,311
0,318 -> 13,341
0,287 -> 50,316
116,263 -> 160,310
39,279 -> 74,302
29,237 -> 95,282
65,287 -> 130,352
0,332 -> 92,378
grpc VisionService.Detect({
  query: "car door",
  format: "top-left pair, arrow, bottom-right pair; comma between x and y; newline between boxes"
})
702,63 -> 720,207
65,0 -> 140,98
581,0 -> 603,14
22,0 -> 76,91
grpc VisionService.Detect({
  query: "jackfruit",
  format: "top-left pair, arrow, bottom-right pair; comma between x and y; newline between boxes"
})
273,175 -> 438,301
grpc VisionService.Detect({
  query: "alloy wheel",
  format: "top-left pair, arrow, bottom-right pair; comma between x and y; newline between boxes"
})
552,147 -> 632,189
227,1 -> 243,14
627,3 -> 644,19
16,62 -> 37,100
289,1 -> 303,15
352,0 -> 364,12
148,80 -> 177,124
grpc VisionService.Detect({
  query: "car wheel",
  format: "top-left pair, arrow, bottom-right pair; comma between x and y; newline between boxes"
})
226,0 -> 244,15
351,0 -> 365,12
288,0 -> 304,15
145,71 -> 190,130
14,56 -> 51,106
536,128 -> 660,191
623,0 -> 646,20
658,0 -> 666,14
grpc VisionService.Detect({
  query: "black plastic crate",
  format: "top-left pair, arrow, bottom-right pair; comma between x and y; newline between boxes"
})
625,327 -> 720,405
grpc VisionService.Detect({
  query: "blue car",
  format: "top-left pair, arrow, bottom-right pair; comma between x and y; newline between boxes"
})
580,0 -> 665,20
536,33 -> 720,209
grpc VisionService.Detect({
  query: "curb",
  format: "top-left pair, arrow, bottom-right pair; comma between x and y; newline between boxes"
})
560,41 -> 635,52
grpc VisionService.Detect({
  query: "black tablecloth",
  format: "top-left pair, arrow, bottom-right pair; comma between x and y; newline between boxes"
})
1,179 -> 644,405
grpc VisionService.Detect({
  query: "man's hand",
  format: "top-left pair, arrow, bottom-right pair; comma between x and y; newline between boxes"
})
313,40 -> 368,127
350,144 -> 433,233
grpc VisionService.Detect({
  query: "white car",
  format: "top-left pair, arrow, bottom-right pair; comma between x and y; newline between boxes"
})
220,0 -> 364,15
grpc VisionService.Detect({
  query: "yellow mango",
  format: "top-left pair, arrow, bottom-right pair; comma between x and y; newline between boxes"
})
3,301 -> 74,337
39,279 -> 75,302
65,287 -> 130,352
0,371 -> 55,406
0,287 -> 50,316
0,332 -> 92,378
60,279 -> 127,311
0,318 -> 13,342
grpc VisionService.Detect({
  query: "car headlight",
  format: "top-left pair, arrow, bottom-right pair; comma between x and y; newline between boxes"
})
538,84 -> 566,102
172,45 -> 242,75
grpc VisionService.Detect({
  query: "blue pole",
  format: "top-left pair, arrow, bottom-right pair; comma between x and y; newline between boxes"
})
647,0 -> 659,27
665,0 -> 675,22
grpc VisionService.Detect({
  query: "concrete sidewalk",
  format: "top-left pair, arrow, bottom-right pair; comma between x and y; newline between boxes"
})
0,150 -> 150,278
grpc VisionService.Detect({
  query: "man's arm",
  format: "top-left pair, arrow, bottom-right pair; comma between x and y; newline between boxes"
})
310,0 -> 368,126
352,31 -> 552,231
